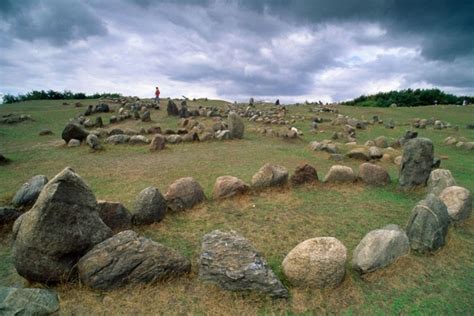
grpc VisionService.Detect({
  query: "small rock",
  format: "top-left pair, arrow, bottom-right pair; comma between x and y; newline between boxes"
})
166,134 -> 182,144
323,165 -> 355,183
149,134 -> 166,151
132,187 -> 167,225
290,164 -> 318,185
62,123 -> 89,143
251,163 -> 288,189
368,146 -> 383,159
129,135 -> 150,145
86,134 -> 102,150
106,134 -> 130,144
39,129 -> 53,136
67,139 -> 81,147
358,163 -> 391,186
0,287 -> 60,315
213,176 -> 249,199
347,148 -> 370,161
12,175 -> 48,208
427,169 -> 456,196
97,201 -> 132,232
165,177 -> 206,212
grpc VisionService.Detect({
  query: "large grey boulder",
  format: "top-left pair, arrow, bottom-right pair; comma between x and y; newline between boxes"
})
427,169 -> 456,196
406,194 -> 450,253
12,175 -> 48,208
352,224 -> 409,273
358,163 -> 390,186
0,287 -> 60,315
439,186 -> 472,221
62,123 -> 88,143
228,112 -> 245,139
164,177 -> 205,212
0,207 -> 21,225
12,167 -> 113,283
399,138 -> 434,190
78,230 -> 191,290
199,230 -> 288,298
97,201 -> 132,232
251,163 -> 288,189
131,187 -> 167,225
213,176 -> 249,199
282,237 -> 347,288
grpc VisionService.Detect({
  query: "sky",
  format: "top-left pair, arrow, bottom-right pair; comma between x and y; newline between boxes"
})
0,0 -> 473,103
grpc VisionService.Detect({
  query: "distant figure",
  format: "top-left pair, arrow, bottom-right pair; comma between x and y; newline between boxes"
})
155,86 -> 160,104
462,99 -> 467,106
275,99 -> 280,105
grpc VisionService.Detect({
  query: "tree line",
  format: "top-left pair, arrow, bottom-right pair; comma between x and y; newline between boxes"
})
342,88 -> 473,107
2,90 -> 122,104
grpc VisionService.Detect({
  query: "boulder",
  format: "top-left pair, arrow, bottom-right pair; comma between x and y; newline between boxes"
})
427,169 -> 456,196
368,146 -> 383,159
150,134 -> 166,151
131,187 -> 167,225
129,135 -> 150,145
12,175 -> 48,208
352,224 -> 409,273
0,287 -> 60,315
215,130 -> 230,140
167,100 -> 179,116
67,139 -> 81,147
282,237 -> 347,288
61,123 -> 88,143
0,207 -> 21,225
398,138 -> 434,190
166,134 -> 182,144
323,165 -> 355,183
141,111 -> 151,122
290,164 -> 318,185
164,177 -> 205,212
97,201 -> 132,232
199,230 -> 288,298
78,230 -> 191,290
358,163 -> 390,186
228,112 -> 245,139
439,186 -> 472,221
406,194 -> 450,253
86,134 -> 102,150
213,176 -> 249,199
106,134 -> 130,144
347,148 -> 370,161
374,136 -> 388,148
39,129 -> 53,136
12,167 -> 113,283
251,163 -> 288,189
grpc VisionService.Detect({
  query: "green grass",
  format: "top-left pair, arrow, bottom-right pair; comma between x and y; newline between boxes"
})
0,99 -> 473,314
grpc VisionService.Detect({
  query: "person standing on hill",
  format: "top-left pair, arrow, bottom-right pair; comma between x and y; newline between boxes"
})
155,86 -> 160,104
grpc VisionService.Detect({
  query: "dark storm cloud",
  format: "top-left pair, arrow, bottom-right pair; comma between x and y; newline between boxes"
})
0,0 -> 107,45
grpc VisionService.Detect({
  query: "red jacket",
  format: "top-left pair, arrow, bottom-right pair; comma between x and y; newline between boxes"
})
155,88 -> 160,96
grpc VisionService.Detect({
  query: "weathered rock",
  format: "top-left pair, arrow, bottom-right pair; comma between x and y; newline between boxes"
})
213,176 -> 249,199
164,177 -> 205,212
368,146 -> 383,159
86,134 -> 102,150
0,207 -> 21,225
149,134 -> 166,151
129,135 -> 150,145
251,163 -> 288,189
67,139 -> 80,147
358,163 -> 390,186
427,169 -> 456,196
228,112 -> 245,139
108,128 -> 124,136
282,237 -> 347,288
106,134 -> 130,144
323,165 -> 355,183
97,201 -> 132,232
399,138 -> 434,190
78,230 -> 191,290
61,123 -> 88,143
329,154 -> 344,161
132,187 -> 167,225
347,148 -> 370,161
352,224 -> 409,273
290,164 -> 318,185
39,129 -> 53,136
12,167 -> 113,283
167,100 -> 179,116
166,134 -> 182,144
12,175 -> 48,208
141,111 -> 151,122
374,136 -> 388,148
406,194 -> 450,253
0,287 -> 60,315
199,230 -> 288,298
147,125 -> 162,134
439,186 -> 472,221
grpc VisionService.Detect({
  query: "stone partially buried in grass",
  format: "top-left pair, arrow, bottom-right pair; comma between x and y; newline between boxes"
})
12,175 -> 48,208
427,169 -> 457,196
352,224 -> 410,274
439,186 -> 472,221
323,165 -> 355,183
0,287 -> 60,315
131,187 -> 167,225
290,163 -> 318,185
199,230 -> 288,298
406,194 -> 450,253
12,167 -> 113,283
213,176 -> 249,199
251,163 -> 288,189
78,230 -> 191,290
282,237 -> 347,289
165,177 -> 205,212
358,163 -> 390,186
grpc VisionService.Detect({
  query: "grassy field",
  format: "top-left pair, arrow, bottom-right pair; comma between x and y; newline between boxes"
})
0,99 -> 473,315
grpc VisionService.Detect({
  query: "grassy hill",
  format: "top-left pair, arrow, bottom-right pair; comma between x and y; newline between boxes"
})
0,99 -> 473,314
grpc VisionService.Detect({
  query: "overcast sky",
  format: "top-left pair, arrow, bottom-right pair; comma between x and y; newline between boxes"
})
1,0 -> 473,103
